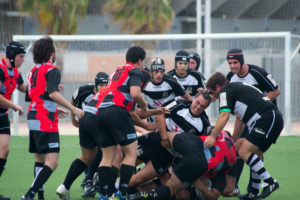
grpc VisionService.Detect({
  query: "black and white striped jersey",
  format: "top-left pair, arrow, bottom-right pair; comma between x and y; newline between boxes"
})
167,69 -> 205,98
165,100 -> 210,136
72,84 -> 95,110
143,74 -> 186,109
219,82 -> 276,128
227,64 -> 278,105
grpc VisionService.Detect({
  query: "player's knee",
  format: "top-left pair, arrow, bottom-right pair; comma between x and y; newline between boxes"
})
176,189 -> 190,200
46,159 -> 59,171
0,144 -> 10,158
237,147 -> 250,162
130,174 -> 147,186
80,152 -> 95,165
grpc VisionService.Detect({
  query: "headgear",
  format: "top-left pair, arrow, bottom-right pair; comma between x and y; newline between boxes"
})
150,57 -> 165,72
227,48 -> 244,67
141,65 -> 151,87
189,52 -> 201,71
6,41 -> 26,68
95,72 -> 109,86
175,50 -> 190,67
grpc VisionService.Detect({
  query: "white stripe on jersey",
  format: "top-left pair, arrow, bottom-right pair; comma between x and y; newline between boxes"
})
143,81 -> 176,109
81,93 -> 94,110
230,73 -> 258,86
172,74 -> 199,86
165,108 -> 204,133
233,100 -> 248,120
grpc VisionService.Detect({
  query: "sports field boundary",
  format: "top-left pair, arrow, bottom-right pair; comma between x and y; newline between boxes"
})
12,122 -> 300,136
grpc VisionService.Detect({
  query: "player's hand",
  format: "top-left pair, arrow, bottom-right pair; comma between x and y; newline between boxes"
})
71,117 -> 79,127
155,107 -> 170,115
204,135 -> 216,148
161,138 -> 170,148
73,108 -> 84,119
13,104 -> 24,115
57,107 -> 69,118
197,87 -> 204,93
145,122 -> 160,132
58,84 -> 64,91
139,104 -> 148,116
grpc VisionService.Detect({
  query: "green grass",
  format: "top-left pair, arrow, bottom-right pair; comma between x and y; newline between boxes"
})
1,136 -> 299,199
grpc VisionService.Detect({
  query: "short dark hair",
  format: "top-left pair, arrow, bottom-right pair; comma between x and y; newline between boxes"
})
33,36 -> 55,64
195,91 -> 211,106
206,72 -> 227,91
126,46 -> 146,63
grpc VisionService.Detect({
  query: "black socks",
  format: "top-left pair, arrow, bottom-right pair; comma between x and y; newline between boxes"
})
63,158 -> 87,190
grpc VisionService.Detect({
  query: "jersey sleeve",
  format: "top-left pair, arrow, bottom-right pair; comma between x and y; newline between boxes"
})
17,73 -> 24,86
166,69 -> 176,76
165,75 -> 186,96
0,68 -> 5,83
219,86 -> 234,114
129,68 -> 142,87
226,72 -> 234,82
46,68 -> 61,93
251,66 -> 278,92
190,70 -> 205,88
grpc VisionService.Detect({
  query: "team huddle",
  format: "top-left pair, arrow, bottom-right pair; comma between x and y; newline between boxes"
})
0,36 -> 283,200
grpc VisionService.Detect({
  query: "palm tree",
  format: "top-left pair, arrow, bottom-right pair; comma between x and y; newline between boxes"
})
17,0 -> 90,72
103,0 -> 174,49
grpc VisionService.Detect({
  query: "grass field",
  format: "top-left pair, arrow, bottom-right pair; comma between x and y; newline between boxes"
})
0,135 -> 299,200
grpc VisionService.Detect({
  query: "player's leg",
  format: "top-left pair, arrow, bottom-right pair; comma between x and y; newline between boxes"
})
0,118 -> 12,200
0,115 -> 11,176
0,134 -> 9,176
97,145 -> 118,199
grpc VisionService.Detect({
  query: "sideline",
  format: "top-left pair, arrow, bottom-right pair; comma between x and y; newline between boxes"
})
12,122 -> 299,136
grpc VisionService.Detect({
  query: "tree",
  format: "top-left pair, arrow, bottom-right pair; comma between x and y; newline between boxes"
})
17,0 -> 90,72
103,0 -> 174,49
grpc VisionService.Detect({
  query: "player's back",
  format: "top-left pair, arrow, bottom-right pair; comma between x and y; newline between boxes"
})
27,61 -> 59,112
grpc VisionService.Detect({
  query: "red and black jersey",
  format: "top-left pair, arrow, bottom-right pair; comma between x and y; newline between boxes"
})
0,58 -> 24,115
96,62 -> 142,112
200,130 -> 237,178
83,86 -> 108,115
27,61 -> 61,132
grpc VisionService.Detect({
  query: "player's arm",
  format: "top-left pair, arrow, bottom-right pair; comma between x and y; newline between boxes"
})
17,82 -> 27,93
16,73 -> 26,93
182,92 -> 192,101
135,106 -> 169,118
266,88 -> 280,101
200,188 -> 221,200
0,82 -> 23,114
256,67 -> 280,100
130,111 -> 160,132
47,68 -> 83,119
193,177 -> 221,200
223,175 -> 235,196
155,114 -> 170,148
131,84 -> 147,107
57,107 -> 69,118
232,117 -> 244,142
205,111 -> 230,148
49,91 -> 83,118
70,98 -> 79,127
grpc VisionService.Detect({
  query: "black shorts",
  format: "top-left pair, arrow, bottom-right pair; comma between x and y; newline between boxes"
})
137,132 -> 174,175
246,109 -> 284,152
79,112 -> 100,149
0,115 -> 10,135
29,131 -> 60,153
96,106 -> 137,148
172,132 -> 208,186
